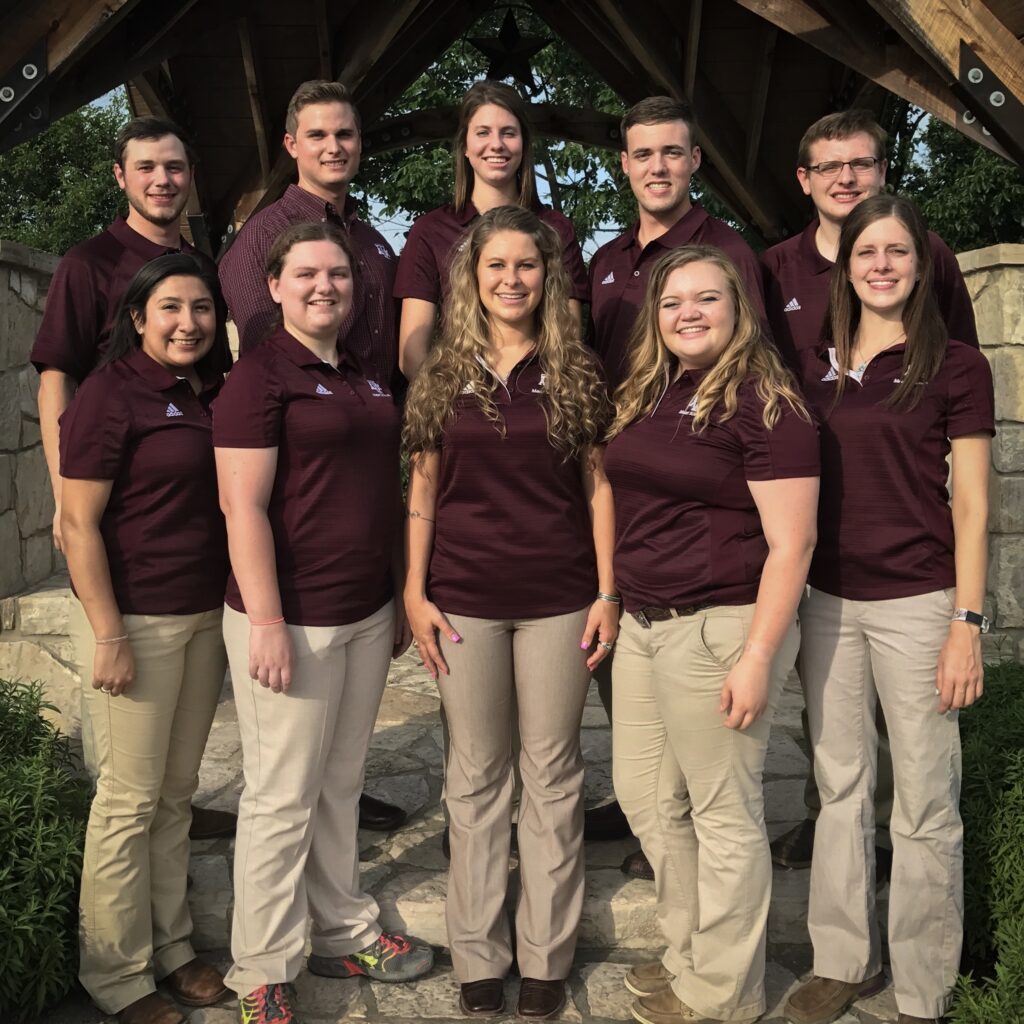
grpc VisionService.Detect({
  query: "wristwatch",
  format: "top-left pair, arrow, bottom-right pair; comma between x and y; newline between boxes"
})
951,608 -> 990,633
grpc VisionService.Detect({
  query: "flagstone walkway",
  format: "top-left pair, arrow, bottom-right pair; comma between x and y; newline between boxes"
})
48,652 -> 899,1024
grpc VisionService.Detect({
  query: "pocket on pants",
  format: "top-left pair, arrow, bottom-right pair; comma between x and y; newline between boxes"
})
697,614 -> 747,669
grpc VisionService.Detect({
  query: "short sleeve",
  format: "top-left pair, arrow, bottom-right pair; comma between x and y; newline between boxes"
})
542,211 -> 589,303
929,234 -> 979,349
59,374 -> 131,479
735,387 -> 820,481
946,343 -> 995,438
212,352 -> 284,447
732,244 -> 767,319
393,218 -> 442,304
218,219 -> 280,355
31,254 -> 103,381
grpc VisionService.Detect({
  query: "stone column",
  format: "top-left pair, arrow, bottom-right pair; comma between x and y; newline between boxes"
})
958,244 -> 1024,660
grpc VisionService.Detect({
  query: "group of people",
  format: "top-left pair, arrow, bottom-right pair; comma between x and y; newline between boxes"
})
31,75 -> 993,1024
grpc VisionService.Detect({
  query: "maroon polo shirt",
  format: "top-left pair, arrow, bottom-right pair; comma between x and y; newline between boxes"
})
588,203 -> 766,391
393,201 -> 589,307
426,353 -> 597,619
218,185 -> 399,381
58,347 -> 228,615
31,218 -> 220,382
762,220 -> 978,369
604,371 -> 820,612
212,326 -> 401,626
797,341 -> 994,601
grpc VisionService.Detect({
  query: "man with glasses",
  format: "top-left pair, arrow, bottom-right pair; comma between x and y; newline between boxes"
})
761,110 -> 978,881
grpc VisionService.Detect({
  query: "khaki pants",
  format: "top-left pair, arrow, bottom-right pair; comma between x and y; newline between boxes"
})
613,605 -> 799,1022
800,587 -> 963,1019
437,607 -> 591,982
222,601 -> 393,996
74,602 -> 226,1014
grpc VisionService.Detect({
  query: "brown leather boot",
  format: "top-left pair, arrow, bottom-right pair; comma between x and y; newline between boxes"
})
116,992 -> 185,1024
165,958 -> 229,1007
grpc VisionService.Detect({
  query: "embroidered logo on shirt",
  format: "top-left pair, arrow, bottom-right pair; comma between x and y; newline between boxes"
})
375,243 -> 392,259
601,271 -> 615,285
367,380 -> 392,398
893,377 -> 927,386
784,297 -> 802,312
165,403 -> 183,417
315,383 -> 333,395
460,382 -> 476,395
531,373 -> 547,394
678,396 -> 698,417
821,366 -> 839,382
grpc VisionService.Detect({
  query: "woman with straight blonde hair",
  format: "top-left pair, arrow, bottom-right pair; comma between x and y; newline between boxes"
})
404,205 -> 615,1020
606,245 -> 820,1024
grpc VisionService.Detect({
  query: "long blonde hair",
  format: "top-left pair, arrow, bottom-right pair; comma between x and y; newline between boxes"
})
403,206 -> 610,456
609,246 -> 808,437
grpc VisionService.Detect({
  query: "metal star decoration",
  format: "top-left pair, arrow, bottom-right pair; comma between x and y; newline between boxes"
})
468,9 -> 551,93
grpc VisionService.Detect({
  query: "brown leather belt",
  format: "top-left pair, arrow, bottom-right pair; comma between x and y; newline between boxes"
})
631,602 -> 712,629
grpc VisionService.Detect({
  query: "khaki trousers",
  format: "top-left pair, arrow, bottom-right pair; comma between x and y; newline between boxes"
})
74,602 -> 226,1014
437,607 -> 591,982
613,605 -> 799,1022
799,588 -> 963,1019
222,601 -> 393,996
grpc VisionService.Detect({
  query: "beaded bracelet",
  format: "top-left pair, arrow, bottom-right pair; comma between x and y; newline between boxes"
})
95,634 -> 128,646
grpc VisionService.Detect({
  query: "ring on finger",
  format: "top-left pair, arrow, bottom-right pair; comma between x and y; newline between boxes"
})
598,640 -> 614,651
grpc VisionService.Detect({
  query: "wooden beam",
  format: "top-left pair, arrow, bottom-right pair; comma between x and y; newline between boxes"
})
745,24 -> 776,179
314,0 -> 333,79
684,0 -> 702,100
237,17 -> 271,184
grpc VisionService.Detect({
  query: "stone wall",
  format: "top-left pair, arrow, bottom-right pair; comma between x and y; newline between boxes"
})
958,244 -> 1024,660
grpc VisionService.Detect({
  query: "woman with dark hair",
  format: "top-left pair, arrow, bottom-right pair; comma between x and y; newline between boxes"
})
61,253 -> 233,1024
605,245 -> 819,1024
213,221 -> 432,1023
395,80 -> 588,379
403,205 -> 615,1019
784,195 -> 994,1024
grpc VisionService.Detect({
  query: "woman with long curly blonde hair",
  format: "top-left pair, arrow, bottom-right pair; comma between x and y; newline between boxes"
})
605,245 -> 820,1024
404,205 -> 615,1020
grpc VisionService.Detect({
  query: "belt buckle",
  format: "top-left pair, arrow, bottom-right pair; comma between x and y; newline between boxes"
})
633,609 -> 652,629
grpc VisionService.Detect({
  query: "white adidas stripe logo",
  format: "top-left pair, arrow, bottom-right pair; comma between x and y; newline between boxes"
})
602,271 -> 615,285
315,383 -> 333,395
165,403 -> 183,417
784,297 -> 801,312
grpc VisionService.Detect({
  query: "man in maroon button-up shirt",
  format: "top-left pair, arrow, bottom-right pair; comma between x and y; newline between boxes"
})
218,81 -> 399,386
588,96 -> 765,393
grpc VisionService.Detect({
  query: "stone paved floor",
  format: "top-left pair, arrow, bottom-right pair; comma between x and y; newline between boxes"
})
47,652 -> 899,1024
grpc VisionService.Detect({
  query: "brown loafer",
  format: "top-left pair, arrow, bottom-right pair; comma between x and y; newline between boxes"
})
785,972 -> 886,1024
460,978 -> 505,1017
517,978 -> 565,1019
116,992 -> 185,1024
624,961 -> 673,998
188,805 -> 237,840
621,847 -> 655,881
165,958 -> 229,1007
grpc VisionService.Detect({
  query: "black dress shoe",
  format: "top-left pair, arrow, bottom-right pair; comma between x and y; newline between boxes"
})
583,800 -> 633,841
517,978 -> 565,1019
620,847 -> 655,881
770,819 -> 815,869
460,978 -> 505,1017
188,805 -> 237,840
358,792 -> 407,831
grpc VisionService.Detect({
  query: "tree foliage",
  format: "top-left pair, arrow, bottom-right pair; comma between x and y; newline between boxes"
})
0,93 -> 127,256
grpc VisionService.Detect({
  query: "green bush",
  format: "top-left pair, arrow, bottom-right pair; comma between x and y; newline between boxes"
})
950,661 -> 1024,1024
0,680 -> 90,1022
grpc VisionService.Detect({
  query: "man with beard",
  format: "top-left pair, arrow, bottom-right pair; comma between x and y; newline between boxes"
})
32,116 -> 236,843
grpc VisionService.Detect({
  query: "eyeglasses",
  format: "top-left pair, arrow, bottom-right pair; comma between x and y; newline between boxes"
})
805,157 -> 881,178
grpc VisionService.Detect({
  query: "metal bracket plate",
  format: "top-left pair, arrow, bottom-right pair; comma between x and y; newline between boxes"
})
956,40 -> 1023,166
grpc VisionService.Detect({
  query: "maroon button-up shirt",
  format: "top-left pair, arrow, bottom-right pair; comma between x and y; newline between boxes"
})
218,185 -> 399,381
59,347 -> 228,615
212,326 -> 401,626
762,220 -> 978,369
393,201 -> 589,307
604,370 -> 820,612
588,203 -> 766,391
31,218 -> 220,382
426,353 -> 597,620
797,341 -> 994,601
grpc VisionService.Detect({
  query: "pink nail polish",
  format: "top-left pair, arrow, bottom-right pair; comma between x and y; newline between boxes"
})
451,632 -> 461,642
581,641 -> 590,650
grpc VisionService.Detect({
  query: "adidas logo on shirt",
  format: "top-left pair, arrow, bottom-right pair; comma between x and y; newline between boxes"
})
315,383 -> 333,395
367,380 -> 391,398
602,271 -> 615,285
784,297 -> 802,312
165,403 -> 183,417
375,243 -> 392,259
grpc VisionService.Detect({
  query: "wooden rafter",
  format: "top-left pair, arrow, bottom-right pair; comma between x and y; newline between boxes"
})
237,17 -> 271,184
745,24 -> 776,180
684,0 -> 702,100
314,0 -> 333,79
